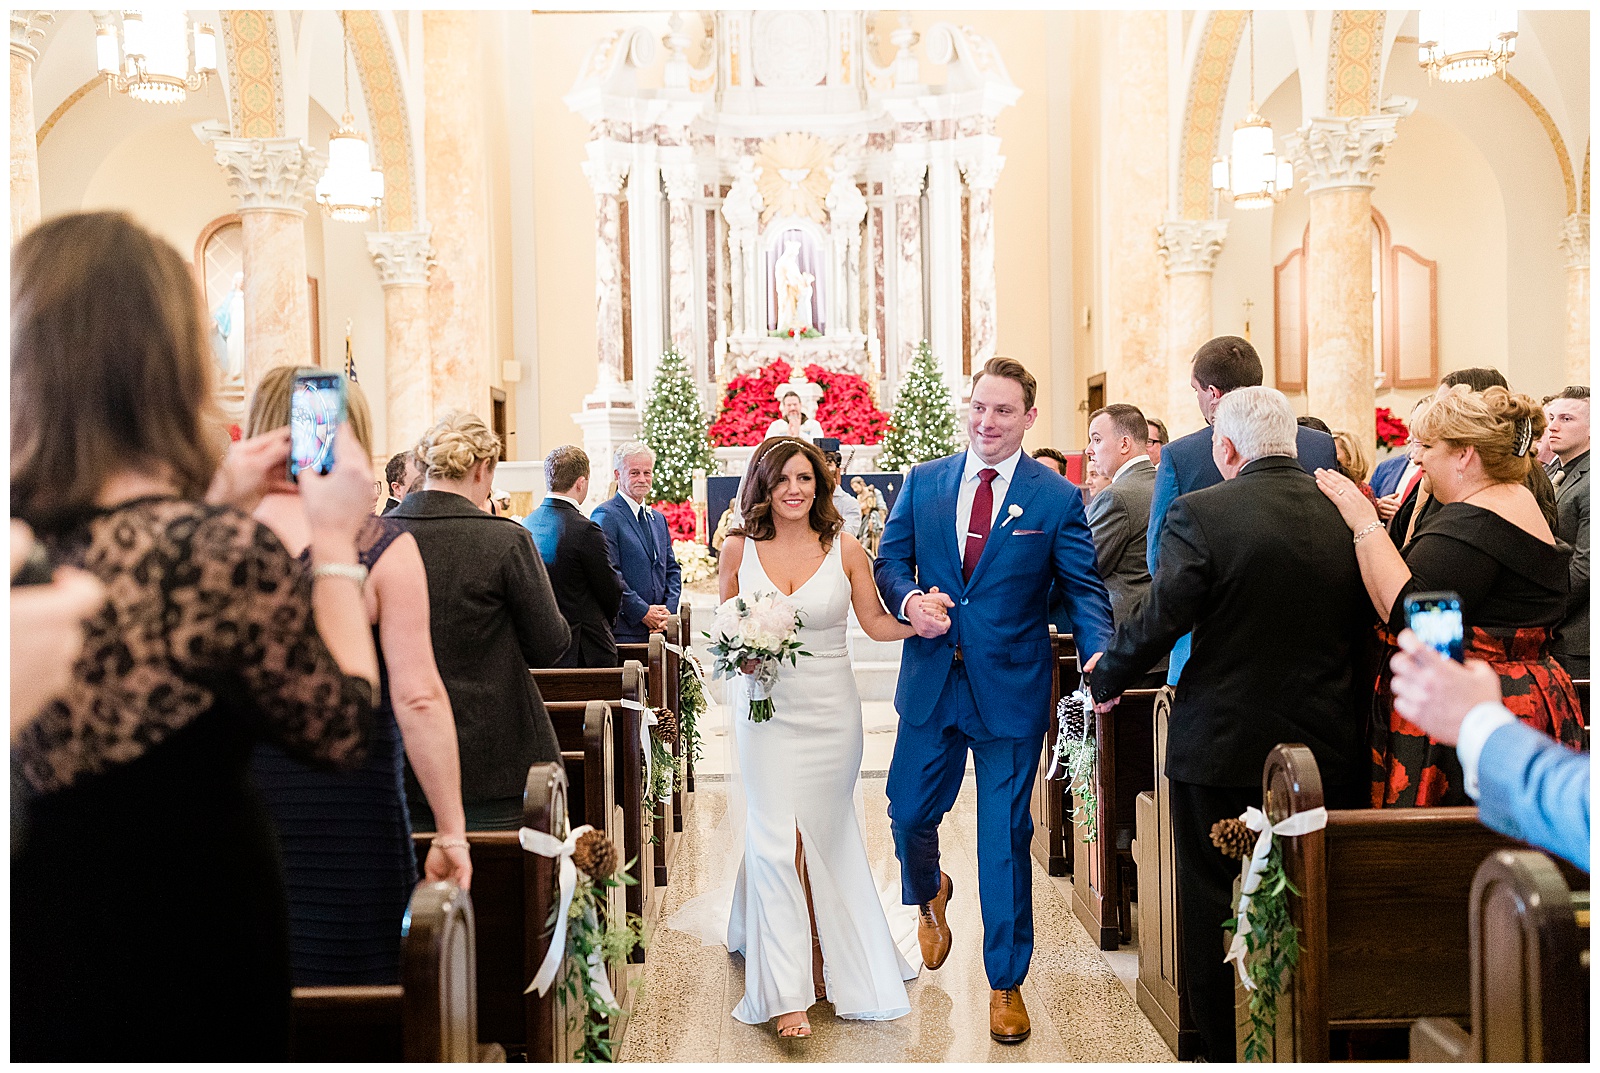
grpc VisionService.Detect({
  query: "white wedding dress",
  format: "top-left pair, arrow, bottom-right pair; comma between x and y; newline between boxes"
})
670,537 -> 920,1023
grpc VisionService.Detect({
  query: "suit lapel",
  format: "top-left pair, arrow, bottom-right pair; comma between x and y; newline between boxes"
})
932,454 -> 966,589
965,455 -> 1045,590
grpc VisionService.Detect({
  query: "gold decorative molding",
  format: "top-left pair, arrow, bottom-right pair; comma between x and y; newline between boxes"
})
35,76 -> 103,147
222,10 -> 283,138
754,132 -> 835,224
1501,72 -> 1576,216
1178,10 -> 1246,220
343,10 -> 415,232
1328,10 -> 1384,118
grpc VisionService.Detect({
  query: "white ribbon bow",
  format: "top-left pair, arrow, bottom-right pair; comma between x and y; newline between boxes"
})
1223,805 -> 1327,988
617,697 -> 658,788
1044,686 -> 1093,781
518,823 -> 617,1007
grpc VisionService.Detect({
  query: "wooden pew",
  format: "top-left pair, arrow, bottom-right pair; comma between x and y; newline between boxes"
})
617,633 -> 680,887
680,605 -> 698,796
1133,687 -> 1203,1060
1031,629 -> 1077,877
1248,743 -> 1591,1062
1411,849 -> 1591,1063
531,662 -> 658,935
410,762 -> 577,1062
545,699 -> 627,959
1070,687 -> 1159,950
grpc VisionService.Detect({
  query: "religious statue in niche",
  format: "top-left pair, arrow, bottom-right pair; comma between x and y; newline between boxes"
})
211,271 -> 245,382
852,475 -> 885,556
767,230 -> 825,337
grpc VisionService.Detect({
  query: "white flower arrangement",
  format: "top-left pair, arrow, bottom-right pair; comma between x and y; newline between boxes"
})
672,539 -> 717,585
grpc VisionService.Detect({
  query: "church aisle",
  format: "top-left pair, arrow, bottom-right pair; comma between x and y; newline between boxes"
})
619,776 -> 1174,1063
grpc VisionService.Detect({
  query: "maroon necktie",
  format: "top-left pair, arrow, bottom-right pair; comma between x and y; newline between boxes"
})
963,468 -> 999,581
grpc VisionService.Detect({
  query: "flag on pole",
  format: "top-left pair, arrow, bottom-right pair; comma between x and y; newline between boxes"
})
343,318 -> 357,382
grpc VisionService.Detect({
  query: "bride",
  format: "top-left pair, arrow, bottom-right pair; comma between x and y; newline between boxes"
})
677,437 -> 920,1038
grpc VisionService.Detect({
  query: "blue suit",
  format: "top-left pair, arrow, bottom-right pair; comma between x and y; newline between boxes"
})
591,494 -> 681,644
1476,721 -> 1590,872
1369,453 -> 1409,498
874,450 -> 1113,989
1148,423 -> 1339,684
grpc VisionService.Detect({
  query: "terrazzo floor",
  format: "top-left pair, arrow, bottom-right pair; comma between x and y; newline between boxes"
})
616,774 -> 1175,1063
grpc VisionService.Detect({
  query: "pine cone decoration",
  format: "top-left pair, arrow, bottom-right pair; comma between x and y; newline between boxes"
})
1056,691 -> 1090,741
573,829 -> 619,879
654,709 -> 679,747
1210,818 -> 1255,861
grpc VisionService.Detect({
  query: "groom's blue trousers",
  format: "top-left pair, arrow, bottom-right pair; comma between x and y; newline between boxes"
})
886,664 -> 1041,991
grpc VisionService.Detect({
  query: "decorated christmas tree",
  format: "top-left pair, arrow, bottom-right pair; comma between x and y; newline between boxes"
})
641,345 -> 715,505
877,341 -> 957,471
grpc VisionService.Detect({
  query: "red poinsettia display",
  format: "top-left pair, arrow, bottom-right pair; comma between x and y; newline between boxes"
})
707,359 -> 889,447
652,499 -> 698,543
1375,406 -> 1409,450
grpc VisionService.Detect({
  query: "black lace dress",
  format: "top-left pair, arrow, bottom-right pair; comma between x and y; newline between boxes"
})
249,516 -> 418,986
11,498 -> 373,1061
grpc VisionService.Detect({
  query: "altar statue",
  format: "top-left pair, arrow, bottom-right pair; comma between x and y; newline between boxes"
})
711,497 -> 740,553
852,476 -> 886,557
773,238 -> 815,334
211,271 -> 245,381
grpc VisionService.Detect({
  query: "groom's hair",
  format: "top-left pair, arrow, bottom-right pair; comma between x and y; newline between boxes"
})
732,437 -> 844,548
971,356 -> 1037,411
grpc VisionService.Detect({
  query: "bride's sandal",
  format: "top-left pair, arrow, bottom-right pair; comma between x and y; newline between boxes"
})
776,1012 -> 812,1039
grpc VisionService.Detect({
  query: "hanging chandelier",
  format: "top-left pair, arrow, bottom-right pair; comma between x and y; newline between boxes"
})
1211,12 -> 1292,210
315,14 -> 385,223
1417,11 -> 1517,83
95,10 -> 216,105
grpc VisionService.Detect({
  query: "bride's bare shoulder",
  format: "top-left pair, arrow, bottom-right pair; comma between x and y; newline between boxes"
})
720,533 -> 746,567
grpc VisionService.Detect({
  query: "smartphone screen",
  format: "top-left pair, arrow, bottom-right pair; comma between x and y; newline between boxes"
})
1405,591 -> 1464,662
288,373 -> 345,482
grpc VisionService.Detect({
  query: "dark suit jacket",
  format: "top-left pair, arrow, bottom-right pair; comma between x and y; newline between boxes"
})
1147,422 -> 1339,575
1552,450 -> 1590,670
591,494 -> 682,644
380,496 -> 402,516
1086,457 -> 1156,625
1092,456 -> 1372,788
522,497 -> 625,668
388,490 -> 571,802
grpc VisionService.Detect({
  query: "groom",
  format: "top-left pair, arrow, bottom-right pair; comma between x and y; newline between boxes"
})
875,357 -> 1113,1044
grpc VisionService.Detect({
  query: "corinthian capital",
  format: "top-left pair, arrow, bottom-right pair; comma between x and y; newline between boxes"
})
1156,219 -> 1229,276
209,137 -> 325,215
10,10 -> 52,62
957,154 -> 1005,193
367,229 -> 435,287
889,161 -> 926,199
1559,213 -> 1590,270
1284,115 -> 1402,194
582,159 -> 630,198
660,163 -> 700,203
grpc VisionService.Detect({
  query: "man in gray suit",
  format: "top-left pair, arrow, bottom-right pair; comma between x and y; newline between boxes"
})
1084,403 -> 1166,685
1546,387 -> 1589,680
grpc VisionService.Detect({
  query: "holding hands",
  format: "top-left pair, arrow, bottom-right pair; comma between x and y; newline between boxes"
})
907,585 -> 954,638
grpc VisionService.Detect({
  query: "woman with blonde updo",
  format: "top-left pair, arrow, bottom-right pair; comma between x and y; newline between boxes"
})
246,368 -> 471,985
1316,386 -> 1585,807
389,413 -> 571,830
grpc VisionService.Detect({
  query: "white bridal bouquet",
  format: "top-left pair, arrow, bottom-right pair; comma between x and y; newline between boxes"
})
705,591 -> 808,723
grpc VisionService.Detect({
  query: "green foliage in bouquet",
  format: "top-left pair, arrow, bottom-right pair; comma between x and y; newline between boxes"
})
1223,841 -> 1302,1062
877,340 -> 958,472
642,345 -> 715,504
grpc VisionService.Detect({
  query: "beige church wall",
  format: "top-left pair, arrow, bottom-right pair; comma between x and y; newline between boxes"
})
1067,10 -> 1104,450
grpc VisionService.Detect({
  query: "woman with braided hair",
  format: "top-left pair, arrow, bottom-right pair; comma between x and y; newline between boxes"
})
1315,386 -> 1585,807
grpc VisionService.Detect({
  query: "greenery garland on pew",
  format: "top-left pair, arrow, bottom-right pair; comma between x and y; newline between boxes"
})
559,831 -> 646,1063
1052,689 -> 1098,843
646,709 -> 683,836
1214,818 -> 1301,1062
677,653 -> 707,773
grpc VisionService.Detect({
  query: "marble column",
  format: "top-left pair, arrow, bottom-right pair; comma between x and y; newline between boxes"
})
209,137 -> 325,394
367,229 -> 435,453
1285,113 -> 1403,451
826,157 -> 867,337
1104,10 -> 1169,418
10,11 -> 52,243
582,159 -> 631,388
959,154 -> 1004,375
1157,220 -> 1228,435
721,156 -> 763,341
891,161 -> 926,369
423,11 -> 492,422
661,163 -> 699,358
1558,213 -> 1590,388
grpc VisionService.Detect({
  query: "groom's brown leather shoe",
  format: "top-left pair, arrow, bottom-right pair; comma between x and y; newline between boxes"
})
917,872 -> 954,970
989,988 -> 1031,1043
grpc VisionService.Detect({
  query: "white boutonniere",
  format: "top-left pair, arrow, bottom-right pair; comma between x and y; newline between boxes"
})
1001,505 -> 1024,528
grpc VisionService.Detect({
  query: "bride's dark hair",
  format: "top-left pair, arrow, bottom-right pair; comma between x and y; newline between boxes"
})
733,437 -> 843,547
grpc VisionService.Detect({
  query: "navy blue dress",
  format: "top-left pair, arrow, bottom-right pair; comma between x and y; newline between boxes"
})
250,517 -> 419,986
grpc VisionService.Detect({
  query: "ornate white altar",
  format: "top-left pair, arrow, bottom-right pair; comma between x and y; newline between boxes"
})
564,11 -> 1018,484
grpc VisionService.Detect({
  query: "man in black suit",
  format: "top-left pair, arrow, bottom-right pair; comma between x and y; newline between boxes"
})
381,449 -> 421,516
521,445 -> 625,668
1545,386 -> 1590,679
1090,387 -> 1372,1062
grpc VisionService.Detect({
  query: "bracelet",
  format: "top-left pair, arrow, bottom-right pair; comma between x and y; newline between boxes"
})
1352,521 -> 1385,547
312,562 -> 369,589
431,835 -> 469,852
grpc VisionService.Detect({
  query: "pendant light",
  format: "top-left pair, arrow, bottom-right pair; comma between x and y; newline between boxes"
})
315,13 -> 385,223
1211,12 -> 1293,210
95,10 -> 216,105
1418,11 -> 1517,83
